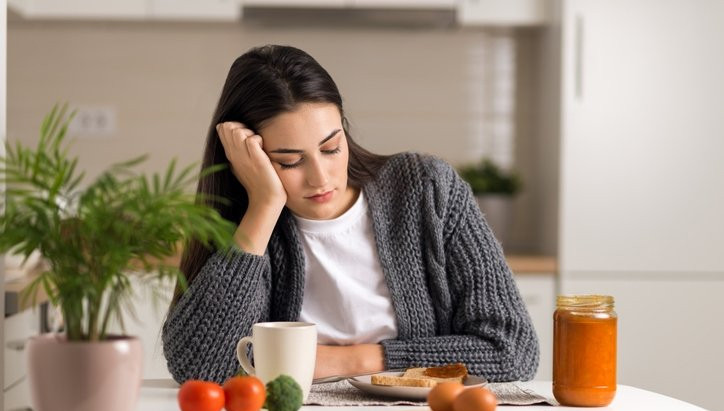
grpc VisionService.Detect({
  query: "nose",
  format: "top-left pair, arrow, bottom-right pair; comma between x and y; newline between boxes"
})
306,157 -> 329,188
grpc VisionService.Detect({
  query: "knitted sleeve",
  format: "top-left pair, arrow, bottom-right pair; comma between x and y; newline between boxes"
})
380,160 -> 539,382
161,248 -> 272,384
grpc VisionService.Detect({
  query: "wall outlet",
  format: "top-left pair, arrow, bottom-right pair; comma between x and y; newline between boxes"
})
68,106 -> 117,137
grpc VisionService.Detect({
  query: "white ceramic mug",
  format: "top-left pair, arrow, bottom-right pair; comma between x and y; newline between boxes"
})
236,322 -> 317,401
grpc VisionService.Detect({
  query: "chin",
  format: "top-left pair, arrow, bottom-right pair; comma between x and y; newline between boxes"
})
302,204 -> 340,220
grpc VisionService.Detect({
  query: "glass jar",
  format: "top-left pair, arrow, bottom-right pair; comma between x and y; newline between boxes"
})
553,295 -> 617,407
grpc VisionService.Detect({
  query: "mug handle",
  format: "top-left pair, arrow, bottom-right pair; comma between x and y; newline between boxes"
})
236,336 -> 255,376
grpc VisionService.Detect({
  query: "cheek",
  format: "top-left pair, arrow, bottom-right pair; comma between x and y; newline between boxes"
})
335,150 -> 350,180
277,170 -> 304,194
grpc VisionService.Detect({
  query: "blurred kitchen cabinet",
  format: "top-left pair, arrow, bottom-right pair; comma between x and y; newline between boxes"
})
243,0 -> 454,8
557,0 -> 724,274
513,273 -> 555,381
8,0 -> 241,21
543,0 -> 724,409
4,308 -> 41,411
7,0 -> 147,19
247,0 -> 540,20
243,0 -> 347,7
352,0 -> 454,8
458,0 -> 550,26
4,377 -> 31,411
149,0 -> 241,21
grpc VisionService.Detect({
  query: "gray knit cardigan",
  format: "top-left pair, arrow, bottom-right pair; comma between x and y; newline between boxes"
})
162,152 -> 539,384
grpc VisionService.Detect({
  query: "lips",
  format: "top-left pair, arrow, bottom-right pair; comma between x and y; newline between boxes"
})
306,189 -> 332,198
306,190 -> 334,203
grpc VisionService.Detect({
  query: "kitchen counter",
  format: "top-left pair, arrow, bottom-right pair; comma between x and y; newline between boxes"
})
136,380 -> 705,410
506,255 -> 557,275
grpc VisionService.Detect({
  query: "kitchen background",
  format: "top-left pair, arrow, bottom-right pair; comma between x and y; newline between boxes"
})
2,1 -> 723,411
4,10 -> 557,256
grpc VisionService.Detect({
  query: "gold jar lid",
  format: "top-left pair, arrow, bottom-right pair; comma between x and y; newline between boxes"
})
557,294 -> 614,309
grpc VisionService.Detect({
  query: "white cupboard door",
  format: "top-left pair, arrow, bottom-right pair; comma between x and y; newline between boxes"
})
3,308 -> 40,410
244,0 -> 453,7
3,309 -> 39,391
150,0 -> 241,20
353,0 -> 454,8
4,377 -> 31,411
458,0 -> 549,26
514,274 -> 555,381
243,0 -> 348,7
559,0 -> 724,273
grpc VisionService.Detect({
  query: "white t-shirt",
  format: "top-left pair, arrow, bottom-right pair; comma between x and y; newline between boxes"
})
293,190 -> 398,345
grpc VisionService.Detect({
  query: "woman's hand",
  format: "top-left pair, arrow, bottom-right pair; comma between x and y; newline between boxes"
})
314,344 -> 385,379
216,121 -> 287,208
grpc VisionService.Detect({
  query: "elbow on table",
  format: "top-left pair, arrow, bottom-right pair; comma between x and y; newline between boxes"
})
166,359 -> 192,385
514,340 -> 540,382
164,352 -> 231,385
162,342 -> 194,384
485,332 -> 540,382
161,333 -> 226,385
509,331 -> 540,382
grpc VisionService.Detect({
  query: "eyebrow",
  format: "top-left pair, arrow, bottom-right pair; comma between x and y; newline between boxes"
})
269,129 -> 342,154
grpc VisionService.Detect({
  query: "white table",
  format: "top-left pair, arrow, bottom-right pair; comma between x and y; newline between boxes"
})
138,380 -> 706,410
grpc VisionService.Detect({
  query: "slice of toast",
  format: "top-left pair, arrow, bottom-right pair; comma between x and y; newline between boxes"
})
370,363 -> 468,388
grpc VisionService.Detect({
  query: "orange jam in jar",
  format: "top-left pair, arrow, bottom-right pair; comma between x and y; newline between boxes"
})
553,295 -> 617,407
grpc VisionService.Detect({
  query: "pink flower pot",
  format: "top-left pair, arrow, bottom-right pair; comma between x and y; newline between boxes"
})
26,333 -> 143,411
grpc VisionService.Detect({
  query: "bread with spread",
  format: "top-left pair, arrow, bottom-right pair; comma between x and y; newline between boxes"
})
371,363 -> 468,388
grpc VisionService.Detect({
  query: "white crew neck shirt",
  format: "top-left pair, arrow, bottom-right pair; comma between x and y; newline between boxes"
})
293,190 -> 398,345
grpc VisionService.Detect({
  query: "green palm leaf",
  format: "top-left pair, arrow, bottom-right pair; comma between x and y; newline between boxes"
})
0,104 -> 235,341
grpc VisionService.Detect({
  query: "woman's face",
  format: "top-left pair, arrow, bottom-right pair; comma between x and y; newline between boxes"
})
259,102 -> 358,220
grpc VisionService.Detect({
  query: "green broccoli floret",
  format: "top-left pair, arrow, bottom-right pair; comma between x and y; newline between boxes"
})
264,375 -> 303,411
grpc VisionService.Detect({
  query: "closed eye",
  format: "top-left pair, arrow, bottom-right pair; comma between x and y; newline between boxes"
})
278,159 -> 303,169
321,147 -> 341,155
277,147 -> 341,169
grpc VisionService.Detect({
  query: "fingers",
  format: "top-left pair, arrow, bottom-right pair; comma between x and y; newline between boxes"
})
216,121 -> 248,135
216,121 -> 268,167
231,128 -> 254,149
216,122 -> 255,151
245,134 -> 266,159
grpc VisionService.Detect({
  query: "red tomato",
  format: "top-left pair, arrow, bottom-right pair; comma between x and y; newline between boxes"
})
223,376 -> 267,411
178,380 -> 225,411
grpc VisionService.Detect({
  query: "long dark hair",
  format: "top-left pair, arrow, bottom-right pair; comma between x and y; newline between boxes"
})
172,45 -> 389,305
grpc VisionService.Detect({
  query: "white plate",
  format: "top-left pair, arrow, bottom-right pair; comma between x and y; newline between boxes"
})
348,372 -> 487,401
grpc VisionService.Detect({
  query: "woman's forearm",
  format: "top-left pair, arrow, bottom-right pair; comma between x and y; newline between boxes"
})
314,344 -> 385,379
234,200 -> 285,255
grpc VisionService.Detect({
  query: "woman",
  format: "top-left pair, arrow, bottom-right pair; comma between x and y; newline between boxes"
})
162,44 -> 539,385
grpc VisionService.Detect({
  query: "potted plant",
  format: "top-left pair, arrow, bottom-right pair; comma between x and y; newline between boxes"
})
458,158 -> 522,249
0,105 -> 235,411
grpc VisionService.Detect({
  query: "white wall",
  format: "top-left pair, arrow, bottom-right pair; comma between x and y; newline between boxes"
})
6,22 -> 508,174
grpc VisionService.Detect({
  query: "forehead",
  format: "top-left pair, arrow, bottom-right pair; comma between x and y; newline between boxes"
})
260,103 -> 342,147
